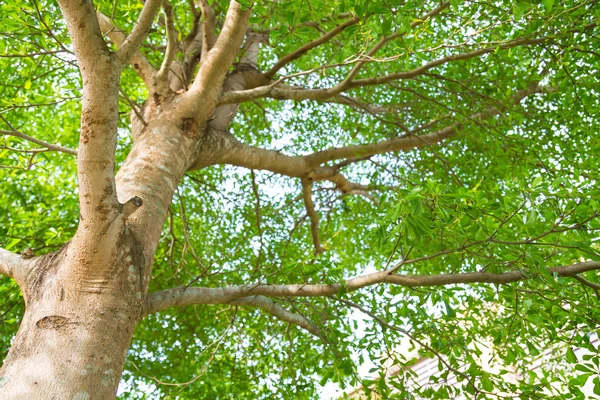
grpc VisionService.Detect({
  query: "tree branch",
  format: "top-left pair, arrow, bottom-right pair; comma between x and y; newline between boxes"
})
0,247 -> 35,286
230,296 -> 322,337
59,0 -> 125,243
302,180 -> 324,254
217,82 -> 549,177
197,0 -> 217,63
96,12 -> 156,88
335,1 -> 450,90
328,94 -> 408,115
177,0 -> 251,120
0,129 -> 77,156
115,0 -> 163,67
145,261 -> 600,315
573,275 -> 600,299
239,31 -> 269,69
218,32 -> 564,105
263,16 -> 359,80
155,2 -> 178,92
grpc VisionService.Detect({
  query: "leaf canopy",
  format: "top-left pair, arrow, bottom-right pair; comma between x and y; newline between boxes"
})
0,0 -> 599,398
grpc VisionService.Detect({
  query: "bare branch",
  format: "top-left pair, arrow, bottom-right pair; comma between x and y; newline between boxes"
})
0,247 -> 35,286
96,11 -> 156,89
177,0 -> 251,120
197,0 -> 217,62
119,89 -> 147,127
263,16 -> 359,80
230,296 -> 322,337
145,261 -> 600,315
155,2 -> 178,91
0,129 -> 77,156
116,0 -> 163,66
302,180 -> 324,254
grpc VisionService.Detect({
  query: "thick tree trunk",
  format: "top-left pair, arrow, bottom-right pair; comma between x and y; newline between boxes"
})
0,242 -> 144,399
0,101 -> 212,398
0,2 -> 251,396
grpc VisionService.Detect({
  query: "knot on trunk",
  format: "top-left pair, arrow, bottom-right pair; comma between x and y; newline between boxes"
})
121,196 -> 143,218
181,118 -> 200,138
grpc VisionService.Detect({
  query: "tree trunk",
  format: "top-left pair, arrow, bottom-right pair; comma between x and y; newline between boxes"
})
0,245 -> 144,399
0,2 -> 251,396
0,101 -> 211,398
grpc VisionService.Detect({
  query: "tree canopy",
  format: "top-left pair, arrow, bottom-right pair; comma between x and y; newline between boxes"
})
0,0 -> 599,398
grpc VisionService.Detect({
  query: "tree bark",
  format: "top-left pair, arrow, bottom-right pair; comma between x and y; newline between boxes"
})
0,243 -> 142,399
0,110 -> 200,398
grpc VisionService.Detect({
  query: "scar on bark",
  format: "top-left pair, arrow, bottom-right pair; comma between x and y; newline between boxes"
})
181,118 -> 199,137
36,315 -> 69,330
24,245 -> 68,304
153,92 -> 162,106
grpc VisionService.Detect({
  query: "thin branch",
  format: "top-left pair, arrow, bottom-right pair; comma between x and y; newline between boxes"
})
329,94 -> 408,115
230,296 -> 322,337
0,50 -> 69,58
302,180 -> 324,254
218,24 -> 594,105
155,1 -> 178,91
333,296 -> 479,393
263,16 -> 359,80
250,170 -> 264,269
116,0 -> 163,66
119,89 -> 147,127
145,261 -> 600,315
33,0 -> 77,56
336,1 -> 450,89
96,11 -> 156,88
0,129 -> 77,156
197,0 -> 217,62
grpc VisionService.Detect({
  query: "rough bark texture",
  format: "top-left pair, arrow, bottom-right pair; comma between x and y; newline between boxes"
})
0,246 -> 141,399
0,1 -> 252,396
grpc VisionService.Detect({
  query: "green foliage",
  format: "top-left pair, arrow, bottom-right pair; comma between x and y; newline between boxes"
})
1,0 -> 599,398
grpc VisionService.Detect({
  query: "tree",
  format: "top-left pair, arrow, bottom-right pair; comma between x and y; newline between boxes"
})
0,0 -> 598,398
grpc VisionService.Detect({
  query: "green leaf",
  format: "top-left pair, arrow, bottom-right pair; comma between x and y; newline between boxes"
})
481,374 -> 494,392
443,299 -> 456,318
4,238 -> 20,250
566,347 -> 578,363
